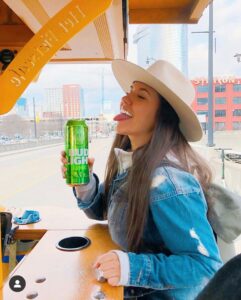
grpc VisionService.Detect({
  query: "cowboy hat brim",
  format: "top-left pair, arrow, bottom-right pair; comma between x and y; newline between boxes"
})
112,59 -> 203,142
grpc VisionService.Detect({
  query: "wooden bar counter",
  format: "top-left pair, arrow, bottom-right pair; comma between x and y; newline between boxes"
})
12,206 -> 107,240
2,224 -> 123,300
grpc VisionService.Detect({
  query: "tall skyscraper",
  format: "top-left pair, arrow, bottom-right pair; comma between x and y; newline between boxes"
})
44,88 -> 63,119
133,24 -> 188,76
63,84 -> 83,119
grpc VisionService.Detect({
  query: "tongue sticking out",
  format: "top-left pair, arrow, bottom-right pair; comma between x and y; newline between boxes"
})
113,113 -> 132,121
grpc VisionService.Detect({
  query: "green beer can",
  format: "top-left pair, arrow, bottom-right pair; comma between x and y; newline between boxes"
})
65,119 -> 89,185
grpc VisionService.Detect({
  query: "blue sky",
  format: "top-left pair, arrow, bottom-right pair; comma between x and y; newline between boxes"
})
126,0 -> 241,78
188,0 -> 241,78
22,0 -> 241,116
23,64 -> 122,117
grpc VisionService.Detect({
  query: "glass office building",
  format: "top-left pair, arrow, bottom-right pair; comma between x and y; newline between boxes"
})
133,24 -> 188,76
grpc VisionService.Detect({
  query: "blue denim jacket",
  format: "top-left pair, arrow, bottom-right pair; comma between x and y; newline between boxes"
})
74,165 -> 222,300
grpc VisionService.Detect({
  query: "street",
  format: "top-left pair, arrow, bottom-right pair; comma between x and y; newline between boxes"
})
0,137 -> 113,209
1,134 -> 241,264
1,131 -> 241,210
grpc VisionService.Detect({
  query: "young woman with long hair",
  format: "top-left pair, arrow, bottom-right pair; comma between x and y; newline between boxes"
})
61,59 -> 222,299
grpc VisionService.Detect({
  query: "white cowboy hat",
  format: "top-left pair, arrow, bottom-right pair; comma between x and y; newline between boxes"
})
111,59 -> 203,142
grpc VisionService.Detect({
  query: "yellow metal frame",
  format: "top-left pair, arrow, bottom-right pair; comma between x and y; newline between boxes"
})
0,0 -> 112,115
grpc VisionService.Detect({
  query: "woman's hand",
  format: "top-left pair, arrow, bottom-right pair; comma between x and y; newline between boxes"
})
93,251 -> 120,286
60,151 -> 95,186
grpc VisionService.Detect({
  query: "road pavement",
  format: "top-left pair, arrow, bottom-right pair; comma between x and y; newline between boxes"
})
1,131 -> 241,210
0,137 -> 114,209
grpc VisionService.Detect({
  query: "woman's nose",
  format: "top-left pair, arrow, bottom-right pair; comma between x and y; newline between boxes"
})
121,93 -> 131,105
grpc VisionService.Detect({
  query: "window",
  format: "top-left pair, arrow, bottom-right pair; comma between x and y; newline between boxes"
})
233,109 -> 241,116
215,110 -> 226,117
197,111 -> 208,117
233,84 -> 241,92
215,85 -> 226,92
197,98 -> 208,105
197,85 -> 208,93
215,97 -> 226,104
233,97 -> 241,104
233,122 -> 241,130
215,122 -> 226,131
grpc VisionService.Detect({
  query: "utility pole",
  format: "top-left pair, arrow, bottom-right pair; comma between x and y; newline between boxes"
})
33,97 -> 37,139
59,103 -> 63,137
101,68 -> 104,115
207,1 -> 215,146
192,1 -> 215,146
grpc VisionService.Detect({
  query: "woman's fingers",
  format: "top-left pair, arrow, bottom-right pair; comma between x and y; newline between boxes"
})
88,157 -> 95,164
88,157 -> 95,172
61,157 -> 68,164
61,150 -> 66,157
61,151 -> 95,181
93,251 -> 120,286
60,151 -> 67,179
107,276 -> 120,286
60,151 -> 68,164
94,253 -> 117,266
100,267 -> 119,278
61,166 -> 67,178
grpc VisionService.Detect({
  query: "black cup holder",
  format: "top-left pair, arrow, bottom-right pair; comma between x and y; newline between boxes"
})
56,236 -> 91,251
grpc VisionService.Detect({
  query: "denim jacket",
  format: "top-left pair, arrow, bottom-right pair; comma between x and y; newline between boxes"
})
74,164 -> 222,300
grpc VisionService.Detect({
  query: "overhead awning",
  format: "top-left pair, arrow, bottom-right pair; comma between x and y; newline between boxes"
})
0,0 -> 210,115
1,0 -> 126,62
0,0 -> 210,63
129,0 -> 211,24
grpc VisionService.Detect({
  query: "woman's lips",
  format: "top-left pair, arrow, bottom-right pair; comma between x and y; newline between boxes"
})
113,113 -> 132,121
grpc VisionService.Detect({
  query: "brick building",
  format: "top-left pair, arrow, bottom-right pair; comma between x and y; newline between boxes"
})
192,76 -> 241,131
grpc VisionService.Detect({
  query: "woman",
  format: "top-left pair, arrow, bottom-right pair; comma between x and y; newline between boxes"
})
61,60 -> 222,299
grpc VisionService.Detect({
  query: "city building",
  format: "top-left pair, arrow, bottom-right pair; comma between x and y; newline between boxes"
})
1,97 -> 29,118
63,84 -> 83,119
133,24 -> 188,76
192,76 -> 241,131
43,85 -> 85,119
80,88 -> 85,117
14,98 -> 28,117
44,88 -> 63,119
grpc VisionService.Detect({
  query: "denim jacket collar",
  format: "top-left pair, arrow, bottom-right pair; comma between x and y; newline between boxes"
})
113,147 -> 182,176
114,148 -> 133,175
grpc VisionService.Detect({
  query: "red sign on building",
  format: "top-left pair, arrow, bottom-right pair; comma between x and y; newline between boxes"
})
191,77 -> 241,131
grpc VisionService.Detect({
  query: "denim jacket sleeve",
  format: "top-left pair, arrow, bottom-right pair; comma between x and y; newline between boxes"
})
127,167 -> 222,290
73,173 -> 107,221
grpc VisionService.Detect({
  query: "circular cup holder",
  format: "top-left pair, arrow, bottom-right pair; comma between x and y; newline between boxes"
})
56,236 -> 91,251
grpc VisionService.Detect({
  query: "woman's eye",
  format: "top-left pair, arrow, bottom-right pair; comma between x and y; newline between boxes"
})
138,94 -> 145,99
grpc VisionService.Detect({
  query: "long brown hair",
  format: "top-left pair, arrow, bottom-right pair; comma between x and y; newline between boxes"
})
104,96 -> 212,252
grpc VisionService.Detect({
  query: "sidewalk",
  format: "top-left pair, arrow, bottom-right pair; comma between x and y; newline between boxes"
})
1,133 -> 240,195
193,131 -> 241,195
0,142 -> 63,158
197,130 -> 241,152
0,138 -> 63,155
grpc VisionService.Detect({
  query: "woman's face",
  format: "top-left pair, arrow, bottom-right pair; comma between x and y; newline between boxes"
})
114,81 -> 160,150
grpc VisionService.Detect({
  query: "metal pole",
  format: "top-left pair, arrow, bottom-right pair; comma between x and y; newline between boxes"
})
221,149 -> 225,180
33,97 -> 37,139
60,103 -> 63,137
207,1 -> 214,146
101,68 -> 104,115
215,147 -> 232,181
